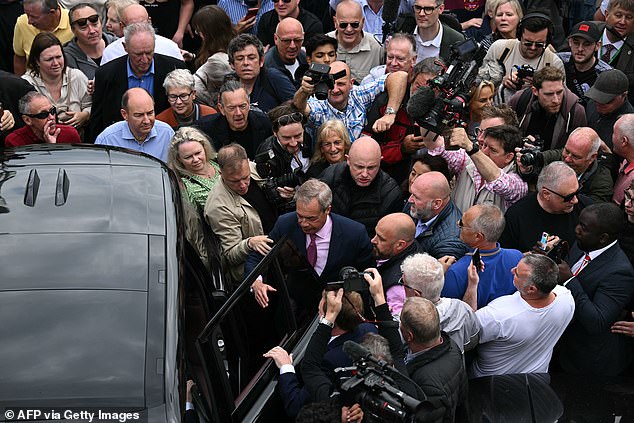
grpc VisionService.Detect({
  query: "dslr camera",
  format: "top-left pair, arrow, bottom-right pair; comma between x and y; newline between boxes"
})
519,135 -> 544,167
326,266 -> 371,292
513,64 -> 535,89
305,63 -> 347,100
254,149 -> 307,207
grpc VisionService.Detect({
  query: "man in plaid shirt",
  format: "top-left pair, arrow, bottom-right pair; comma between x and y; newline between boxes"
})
423,105 -> 528,212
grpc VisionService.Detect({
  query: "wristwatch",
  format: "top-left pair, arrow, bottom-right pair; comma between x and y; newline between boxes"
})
466,141 -> 480,156
319,317 -> 335,328
384,106 -> 396,115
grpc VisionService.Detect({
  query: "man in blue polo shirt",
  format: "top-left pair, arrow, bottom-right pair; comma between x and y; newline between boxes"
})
95,88 -> 174,162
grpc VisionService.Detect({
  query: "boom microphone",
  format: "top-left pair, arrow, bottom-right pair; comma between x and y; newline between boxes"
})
343,340 -> 372,362
406,85 -> 436,122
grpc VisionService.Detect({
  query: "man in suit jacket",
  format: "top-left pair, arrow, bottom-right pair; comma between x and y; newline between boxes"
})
410,0 -> 465,64
245,179 -> 374,308
596,0 -> 634,103
89,22 -> 186,141
558,202 -> 634,376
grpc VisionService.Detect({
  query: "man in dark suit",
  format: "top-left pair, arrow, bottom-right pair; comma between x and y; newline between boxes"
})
410,0 -> 465,63
557,202 -> 634,376
89,22 -> 186,141
245,179 -> 374,308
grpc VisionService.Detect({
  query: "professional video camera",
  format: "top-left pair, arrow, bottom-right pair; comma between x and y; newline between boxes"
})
338,341 -> 422,423
254,149 -> 307,207
406,38 -> 487,135
518,135 -> 544,167
326,266 -> 371,292
305,63 -> 347,100
513,64 -> 535,89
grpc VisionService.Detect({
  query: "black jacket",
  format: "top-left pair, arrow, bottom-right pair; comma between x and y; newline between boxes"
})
90,53 -> 186,141
0,70 -> 35,145
321,162 -> 402,237
257,7 -> 323,48
406,333 -> 469,423
378,241 -> 423,293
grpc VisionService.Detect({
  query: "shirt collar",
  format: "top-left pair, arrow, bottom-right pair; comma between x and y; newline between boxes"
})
122,122 -> 157,142
601,30 -> 624,49
313,214 -> 333,239
126,58 -> 155,79
587,239 -> 617,260
414,22 -> 443,47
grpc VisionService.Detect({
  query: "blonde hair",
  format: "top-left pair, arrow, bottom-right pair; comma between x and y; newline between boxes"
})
167,127 -> 216,177
311,119 -> 351,165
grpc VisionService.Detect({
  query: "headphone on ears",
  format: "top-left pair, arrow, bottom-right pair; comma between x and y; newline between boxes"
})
516,12 -> 554,47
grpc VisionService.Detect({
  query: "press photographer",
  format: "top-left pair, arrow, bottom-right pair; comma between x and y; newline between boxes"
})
292,61 -> 408,140
255,104 -> 311,211
508,66 -> 586,150
516,127 -> 615,202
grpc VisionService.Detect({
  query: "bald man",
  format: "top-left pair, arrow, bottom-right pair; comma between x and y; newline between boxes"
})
100,3 -> 183,65
264,17 -> 308,87
326,0 -> 383,81
321,136 -> 402,236
95,87 -> 174,162
517,127 -> 614,202
407,171 -> 469,259
371,212 -> 423,311
293,60 -> 408,140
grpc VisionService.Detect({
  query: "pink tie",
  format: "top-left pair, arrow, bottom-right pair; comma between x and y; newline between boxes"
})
307,234 -> 317,267
574,254 -> 591,276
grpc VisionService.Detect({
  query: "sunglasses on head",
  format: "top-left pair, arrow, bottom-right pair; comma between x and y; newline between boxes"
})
544,186 -> 582,202
276,112 -> 303,127
72,14 -> 99,27
522,41 -> 546,49
338,21 -> 361,29
24,106 -> 56,119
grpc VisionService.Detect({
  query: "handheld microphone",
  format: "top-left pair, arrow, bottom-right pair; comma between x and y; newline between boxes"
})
406,85 -> 436,121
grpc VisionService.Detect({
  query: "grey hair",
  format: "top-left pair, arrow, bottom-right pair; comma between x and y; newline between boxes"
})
401,253 -> 444,303
18,91 -> 47,115
360,333 -> 393,365
227,33 -> 264,65
389,32 -> 417,55
470,204 -> 505,242
217,143 -> 248,173
616,113 -> 634,146
568,127 -> 602,158
167,127 -> 216,178
412,57 -> 444,79
295,179 -> 332,210
537,161 -> 576,192
522,254 -> 559,296
163,69 -> 195,92
123,22 -> 155,45
218,80 -> 246,106
23,0 -> 58,12
196,60 -> 233,107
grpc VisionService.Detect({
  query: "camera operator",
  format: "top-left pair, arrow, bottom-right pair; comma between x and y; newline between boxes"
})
481,12 -> 564,103
255,103 -> 311,211
516,127 -> 615,203
509,66 -> 586,150
292,60 -> 408,141
423,117 -> 527,213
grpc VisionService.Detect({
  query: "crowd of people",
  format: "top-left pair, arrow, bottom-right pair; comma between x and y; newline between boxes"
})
1,0 -> 634,420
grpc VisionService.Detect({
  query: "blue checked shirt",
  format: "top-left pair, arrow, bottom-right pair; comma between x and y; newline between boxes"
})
217,0 -> 274,34
307,74 -> 388,141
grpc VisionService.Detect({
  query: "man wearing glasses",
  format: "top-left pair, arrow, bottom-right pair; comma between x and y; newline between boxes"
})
326,0 -> 383,81
481,12 -> 563,103
5,91 -> 80,146
500,161 -> 591,253
509,67 -> 586,151
257,0 -> 323,49
410,0 -> 464,64
264,17 -> 309,87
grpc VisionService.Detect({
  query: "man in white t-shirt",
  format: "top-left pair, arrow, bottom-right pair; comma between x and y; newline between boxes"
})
466,254 -> 575,378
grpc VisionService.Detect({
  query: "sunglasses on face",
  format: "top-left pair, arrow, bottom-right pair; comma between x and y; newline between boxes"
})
72,14 -> 99,28
522,41 -> 546,49
276,112 -> 304,127
24,106 -> 56,119
544,186 -> 582,202
338,21 -> 361,29
273,0 -> 292,3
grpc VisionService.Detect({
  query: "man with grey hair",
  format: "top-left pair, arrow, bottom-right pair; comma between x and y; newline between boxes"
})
90,21 -> 186,140
398,253 -> 480,352
517,127 -> 613,202
467,254 -> 575,377
361,33 -> 418,85
611,114 -> 634,204
13,0 -> 74,75
156,69 -> 216,129
245,179 -> 373,308
443,204 -> 523,309
100,2 -> 183,65
500,161 -> 591,252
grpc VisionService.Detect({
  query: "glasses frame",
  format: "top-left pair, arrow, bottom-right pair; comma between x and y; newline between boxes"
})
167,91 -> 194,103
413,4 -> 441,15
24,106 -> 57,119
398,277 -> 423,296
543,186 -> 582,202
521,41 -> 547,49
275,112 -> 304,127
273,0 -> 292,3
71,14 -> 100,28
338,21 -> 361,29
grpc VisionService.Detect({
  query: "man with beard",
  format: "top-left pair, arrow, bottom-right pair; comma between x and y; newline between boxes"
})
406,171 -> 469,259
509,66 -> 586,150
557,21 -> 613,108
370,212 -> 422,314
